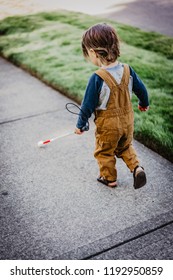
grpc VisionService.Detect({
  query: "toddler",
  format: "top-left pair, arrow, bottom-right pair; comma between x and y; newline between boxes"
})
75,23 -> 149,189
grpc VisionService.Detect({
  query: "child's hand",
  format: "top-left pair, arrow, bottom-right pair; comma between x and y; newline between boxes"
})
74,127 -> 84,135
138,105 -> 149,112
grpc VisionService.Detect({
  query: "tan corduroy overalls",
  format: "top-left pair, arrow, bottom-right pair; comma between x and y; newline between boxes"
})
94,64 -> 140,181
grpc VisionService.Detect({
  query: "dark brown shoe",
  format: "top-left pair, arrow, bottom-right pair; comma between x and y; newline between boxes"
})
133,166 -> 147,189
97,177 -> 117,188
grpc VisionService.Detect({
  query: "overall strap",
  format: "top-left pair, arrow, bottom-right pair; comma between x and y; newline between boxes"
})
95,64 -> 132,116
95,68 -> 118,90
120,64 -> 130,86
95,64 -> 130,90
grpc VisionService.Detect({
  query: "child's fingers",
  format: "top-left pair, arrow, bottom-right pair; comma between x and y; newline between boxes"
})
74,128 -> 84,135
138,105 -> 149,111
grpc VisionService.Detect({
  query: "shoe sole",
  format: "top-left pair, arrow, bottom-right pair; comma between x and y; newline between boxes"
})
97,178 -> 117,188
134,171 -> 147,189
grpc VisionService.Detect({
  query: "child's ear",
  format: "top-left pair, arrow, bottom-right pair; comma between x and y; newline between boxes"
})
89,48 -> 97,57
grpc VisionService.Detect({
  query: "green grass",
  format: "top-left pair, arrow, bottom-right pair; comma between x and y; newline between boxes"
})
0,10 -> 173,162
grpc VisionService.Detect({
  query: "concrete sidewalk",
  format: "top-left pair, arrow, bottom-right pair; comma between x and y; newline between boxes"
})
0,57 -> 173,260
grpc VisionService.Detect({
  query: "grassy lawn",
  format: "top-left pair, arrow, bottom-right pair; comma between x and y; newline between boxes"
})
0,10 -> 173,162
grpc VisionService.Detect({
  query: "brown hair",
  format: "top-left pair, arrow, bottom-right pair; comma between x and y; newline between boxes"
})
82,23 -> 120,64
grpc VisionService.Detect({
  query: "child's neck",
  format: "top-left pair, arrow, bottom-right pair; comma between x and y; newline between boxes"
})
101,61 -> 119,69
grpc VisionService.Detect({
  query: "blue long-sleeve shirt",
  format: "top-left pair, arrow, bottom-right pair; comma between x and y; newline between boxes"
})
77,64 -> 149,130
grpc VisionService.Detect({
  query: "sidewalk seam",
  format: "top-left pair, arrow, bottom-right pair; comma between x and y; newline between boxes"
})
0,109 -> 64,125
83,220 -> 173,260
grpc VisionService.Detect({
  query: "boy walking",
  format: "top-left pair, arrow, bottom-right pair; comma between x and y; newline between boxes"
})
75,23 -> 149,189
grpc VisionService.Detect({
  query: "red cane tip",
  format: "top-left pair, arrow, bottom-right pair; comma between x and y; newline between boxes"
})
43,140 -> 51,144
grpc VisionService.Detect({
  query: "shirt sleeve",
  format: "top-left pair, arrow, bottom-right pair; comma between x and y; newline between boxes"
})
76,73 -> 103,129
129,66 -> 149,107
